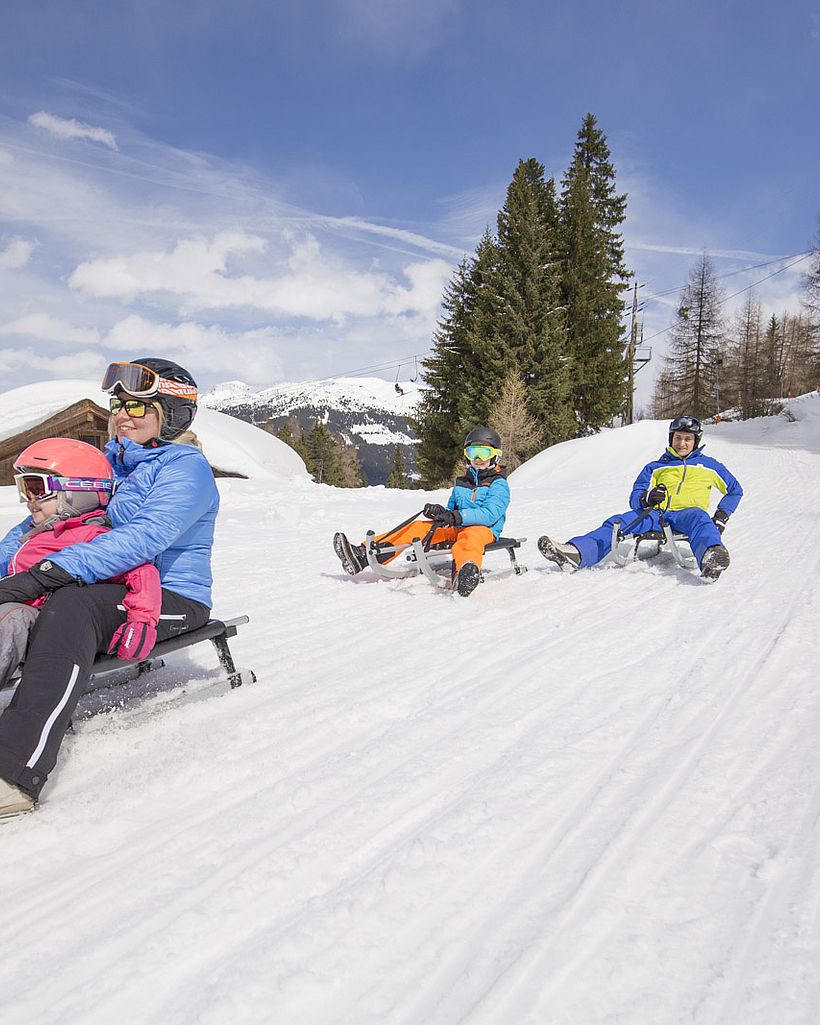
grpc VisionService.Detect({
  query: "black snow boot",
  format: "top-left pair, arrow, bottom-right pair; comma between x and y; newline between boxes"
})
537,535 -> 581,571
701,545 -> 730,581
454,561 -> 481,597
333,532 -> 367,576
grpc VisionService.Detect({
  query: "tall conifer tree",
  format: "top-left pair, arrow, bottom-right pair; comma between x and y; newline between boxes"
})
414,237 -> 500,484
488,159 -> 574,444
664,253 -> 725,419
559,114 -> 630,430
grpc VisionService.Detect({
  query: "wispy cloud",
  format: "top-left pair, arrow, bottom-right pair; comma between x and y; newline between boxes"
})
628,242 -> 781,262
28,111 -> 118,150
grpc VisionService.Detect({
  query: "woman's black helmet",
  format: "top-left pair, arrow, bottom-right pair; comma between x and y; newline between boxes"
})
668,415 -> 702,450
133,357 -> 198,441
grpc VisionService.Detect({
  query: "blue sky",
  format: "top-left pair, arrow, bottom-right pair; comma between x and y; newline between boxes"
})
0,0 -> 817,408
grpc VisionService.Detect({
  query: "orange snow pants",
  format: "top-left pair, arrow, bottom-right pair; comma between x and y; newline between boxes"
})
366,521 -> 496,571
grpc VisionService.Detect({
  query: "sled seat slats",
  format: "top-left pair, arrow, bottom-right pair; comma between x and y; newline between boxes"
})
484,536 -> 526,552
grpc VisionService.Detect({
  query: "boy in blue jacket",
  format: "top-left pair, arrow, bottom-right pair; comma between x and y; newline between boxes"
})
334,427 -> 511,597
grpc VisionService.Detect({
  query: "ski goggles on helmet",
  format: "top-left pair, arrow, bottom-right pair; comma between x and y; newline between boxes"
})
101,362 -> 198,401
14,472 -> 114,504
109,396 -> 156,418
669,415 -> 701,435
464,444 -> 501,462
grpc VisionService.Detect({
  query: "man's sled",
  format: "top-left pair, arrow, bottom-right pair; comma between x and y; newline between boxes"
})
364,531 -> 527,591
610,512 -> 696,570
0,615 -> 255,715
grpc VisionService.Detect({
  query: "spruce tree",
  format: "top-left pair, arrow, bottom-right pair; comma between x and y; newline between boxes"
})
479,159 -> 573,445
306,420 -> 342,485
559,114 -> 630,430
413,242 -> 497,485
455,231 -> 505,432
386,445 -> 409,488
273,417 -> 311,467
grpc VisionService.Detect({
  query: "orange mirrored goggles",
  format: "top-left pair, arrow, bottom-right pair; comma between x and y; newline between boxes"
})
101,362 -> 197,401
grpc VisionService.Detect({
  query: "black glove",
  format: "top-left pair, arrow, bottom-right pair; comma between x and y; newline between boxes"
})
644,483 -> 668,508
423,503 -> 461,528
0,561 -> 79,605
712,509 -> 730,534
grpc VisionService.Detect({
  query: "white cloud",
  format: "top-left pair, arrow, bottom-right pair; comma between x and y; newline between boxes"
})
0,346 -> 105,378
0,312 -> 101,345
28,111 -> 118,151
103,315 -> 285,383
0,237 -> 35,270
69,230 -> 452,323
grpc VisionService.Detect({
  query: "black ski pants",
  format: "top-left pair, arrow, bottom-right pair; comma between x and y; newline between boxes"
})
0,583 -> 210,800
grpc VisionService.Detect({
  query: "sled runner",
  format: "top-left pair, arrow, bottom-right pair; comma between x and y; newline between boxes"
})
0,615 -> 255,714
364,531 -> 527,591
610,514 -> 696,569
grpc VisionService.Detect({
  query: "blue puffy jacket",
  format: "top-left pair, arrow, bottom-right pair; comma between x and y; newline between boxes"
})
447,465 -> 510,537
36,439 -> 218,607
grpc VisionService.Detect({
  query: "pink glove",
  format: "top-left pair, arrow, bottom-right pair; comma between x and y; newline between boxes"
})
107,621 -> 157,661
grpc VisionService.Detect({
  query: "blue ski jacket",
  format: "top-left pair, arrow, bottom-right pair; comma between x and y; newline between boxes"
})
447,465 -> 510,538
0,438 -> 219,608
628,445 -> 743,518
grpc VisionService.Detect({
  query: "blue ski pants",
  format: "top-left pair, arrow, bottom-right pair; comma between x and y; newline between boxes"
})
569,507 -> 723,569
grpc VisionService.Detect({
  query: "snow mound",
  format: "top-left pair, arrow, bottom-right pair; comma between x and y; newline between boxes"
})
0,379 -> 308,481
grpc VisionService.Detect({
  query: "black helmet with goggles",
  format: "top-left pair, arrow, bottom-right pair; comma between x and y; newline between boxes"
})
668,415 -> 703,450
463,426 -> 502,466
102,358 -> 198,441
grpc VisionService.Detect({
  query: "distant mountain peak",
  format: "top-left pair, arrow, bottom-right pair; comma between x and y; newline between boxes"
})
201,376 -> 423,484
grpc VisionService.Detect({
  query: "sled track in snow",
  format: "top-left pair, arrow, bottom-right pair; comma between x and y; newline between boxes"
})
0,576 -> 711,1023
402,546 -> 820,1025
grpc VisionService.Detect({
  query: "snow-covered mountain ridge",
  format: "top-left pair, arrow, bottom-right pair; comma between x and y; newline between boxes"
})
202,376 -> 423,418
202,376 -> 423,484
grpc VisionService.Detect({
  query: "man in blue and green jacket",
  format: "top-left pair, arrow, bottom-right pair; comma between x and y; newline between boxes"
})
537,415 -> 743,581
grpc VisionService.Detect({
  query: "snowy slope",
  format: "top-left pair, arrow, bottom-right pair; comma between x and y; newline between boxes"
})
1,397 -> 819,1025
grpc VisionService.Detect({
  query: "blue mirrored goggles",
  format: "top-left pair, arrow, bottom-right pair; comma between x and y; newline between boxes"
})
464,445 -> 501,462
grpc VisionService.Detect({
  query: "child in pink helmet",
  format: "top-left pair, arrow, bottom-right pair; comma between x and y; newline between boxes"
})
0,439 -> 162,815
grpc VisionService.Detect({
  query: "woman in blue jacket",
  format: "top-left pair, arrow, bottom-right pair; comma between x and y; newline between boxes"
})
0,358 -> 219,818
